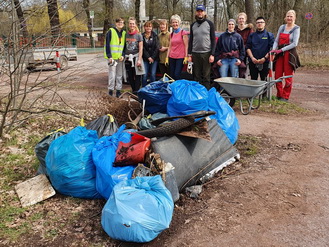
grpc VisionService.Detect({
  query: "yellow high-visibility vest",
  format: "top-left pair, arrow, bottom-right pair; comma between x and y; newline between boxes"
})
104,28 -> 126,59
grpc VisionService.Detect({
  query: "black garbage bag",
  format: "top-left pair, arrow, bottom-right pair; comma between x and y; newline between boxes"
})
86,114 -> 119,138
35,129 -> 66,175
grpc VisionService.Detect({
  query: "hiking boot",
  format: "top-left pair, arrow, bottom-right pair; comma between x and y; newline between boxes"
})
108,90 -> 113,96
279,97 -> 288,102
116,90 -> 121,98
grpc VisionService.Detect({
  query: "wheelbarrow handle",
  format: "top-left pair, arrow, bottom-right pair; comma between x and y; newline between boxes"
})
270,75 -> 293,84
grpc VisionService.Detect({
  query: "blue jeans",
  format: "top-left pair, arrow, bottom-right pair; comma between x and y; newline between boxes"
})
219,58 -> 239,78
169,58 -> 184,80
142,60 -> 158,87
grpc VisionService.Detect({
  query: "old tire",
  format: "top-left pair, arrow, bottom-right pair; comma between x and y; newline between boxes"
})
59,56 -> 68,70
136,117 -> 195,138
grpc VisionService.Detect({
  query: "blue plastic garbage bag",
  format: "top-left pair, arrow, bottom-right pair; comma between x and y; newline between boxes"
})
92,125 -> 135,199
101,175 -> 174,243
45,126 -> 102,199
208,88 -> 240,144
167,80 -> 209,116
137,80 -> 172,114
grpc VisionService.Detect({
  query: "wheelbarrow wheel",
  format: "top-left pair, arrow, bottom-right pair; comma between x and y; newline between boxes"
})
136,117 -> 195,138
220,90 -> 236,107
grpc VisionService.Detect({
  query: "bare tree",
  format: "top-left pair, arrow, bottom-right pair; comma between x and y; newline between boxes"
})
103,0 -> 113,35
214,0 -> 218,30
82,0 -> 94,48
135,0 -> 140,25
191,0 -> 195,22
13,0 -> 28,38
149,0 -> 154,20
46,0 -> 61,42
245,0 -> 254,22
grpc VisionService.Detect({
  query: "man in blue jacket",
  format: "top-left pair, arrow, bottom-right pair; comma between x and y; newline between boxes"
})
246,17 -> 274,81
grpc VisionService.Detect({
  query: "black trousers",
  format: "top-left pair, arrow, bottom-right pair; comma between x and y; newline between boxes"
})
125,61 -> 141,93
249,62 -> 269,81
192,52 -> 212,90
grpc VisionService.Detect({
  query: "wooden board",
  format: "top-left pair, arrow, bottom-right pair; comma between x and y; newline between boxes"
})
15,174 -> 56,207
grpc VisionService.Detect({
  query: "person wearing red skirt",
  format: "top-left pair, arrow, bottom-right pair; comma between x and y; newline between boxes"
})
271,10 -> 300,102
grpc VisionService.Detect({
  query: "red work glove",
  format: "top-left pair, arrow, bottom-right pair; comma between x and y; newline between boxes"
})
270,49 -> 282,54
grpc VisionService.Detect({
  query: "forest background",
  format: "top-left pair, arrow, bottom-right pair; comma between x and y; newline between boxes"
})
1,0 -> 328,45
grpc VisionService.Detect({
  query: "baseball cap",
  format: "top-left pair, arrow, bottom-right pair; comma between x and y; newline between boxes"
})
196,4 -> 206,11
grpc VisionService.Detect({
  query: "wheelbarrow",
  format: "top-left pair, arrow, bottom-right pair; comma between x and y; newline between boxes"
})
214,76 -> 292,115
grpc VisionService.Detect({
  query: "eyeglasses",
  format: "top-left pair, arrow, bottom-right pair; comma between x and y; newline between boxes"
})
256,21 -> 265,24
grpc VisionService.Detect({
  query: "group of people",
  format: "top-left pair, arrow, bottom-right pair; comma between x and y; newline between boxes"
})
105,6 -> 300,102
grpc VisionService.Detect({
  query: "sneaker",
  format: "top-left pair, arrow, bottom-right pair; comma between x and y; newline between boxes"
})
108,90 -> 113,96
116,90 -> 121,97
279,98 -> 288,102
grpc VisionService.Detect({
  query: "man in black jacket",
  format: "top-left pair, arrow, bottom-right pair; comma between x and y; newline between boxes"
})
188,4 -> 216,90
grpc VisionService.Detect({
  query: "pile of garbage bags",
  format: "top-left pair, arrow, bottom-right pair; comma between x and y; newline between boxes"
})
34,78 -> 240,243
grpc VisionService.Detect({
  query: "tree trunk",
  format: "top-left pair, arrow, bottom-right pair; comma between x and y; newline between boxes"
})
293,0 -> 302,18
191,0 -> 195,22
149,0 -> 154,20
214,0 -> 218,30
13,0 -> 28,39
46,0 -> 60,44
225,0 -> 232,19
245,0 -> 254,23
82,0 -> 94,48
103,0 -> 114,36
172,0 -> 180,16
135,0 -> 141,26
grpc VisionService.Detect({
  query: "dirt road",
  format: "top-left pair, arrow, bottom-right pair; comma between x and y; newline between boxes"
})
7,54 -> 329,246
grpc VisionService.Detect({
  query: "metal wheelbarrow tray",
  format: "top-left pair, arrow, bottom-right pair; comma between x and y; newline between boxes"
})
214,76 -> 291,115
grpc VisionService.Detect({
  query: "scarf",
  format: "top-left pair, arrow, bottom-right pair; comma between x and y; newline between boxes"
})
173,28 -> 181,33
128,30 -> 138,35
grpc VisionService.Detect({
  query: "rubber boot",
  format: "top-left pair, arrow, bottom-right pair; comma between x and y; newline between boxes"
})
116,90 -> 121,98
108,90 -> 113,96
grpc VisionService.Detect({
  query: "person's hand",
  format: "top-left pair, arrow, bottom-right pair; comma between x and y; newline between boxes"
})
209,55 -> 214,63
165,57 -> 169,66
118,56 -> 124,62
159,46 -> 167,52
136,59 -> 142,67
183,57 -> 188,64
217,60 -> 222,66
235,59 -> 241,66
188,56 -> 192,63
108,58 -> 113,64
257,57 -> 266,64
148,57 -> 154,64
270,49 -> 282,54
251,57 -> 258,64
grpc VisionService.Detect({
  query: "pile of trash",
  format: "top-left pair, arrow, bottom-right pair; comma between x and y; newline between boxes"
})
32,78 -> 240,243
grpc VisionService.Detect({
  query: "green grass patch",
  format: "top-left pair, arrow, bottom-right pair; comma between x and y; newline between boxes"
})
236,135 -> 260,156
0,204 -> 29,241
236,96 -> 309,115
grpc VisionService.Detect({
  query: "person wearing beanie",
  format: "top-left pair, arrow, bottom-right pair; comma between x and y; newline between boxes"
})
214,19 -> 245,78
187,4 -> 216,90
